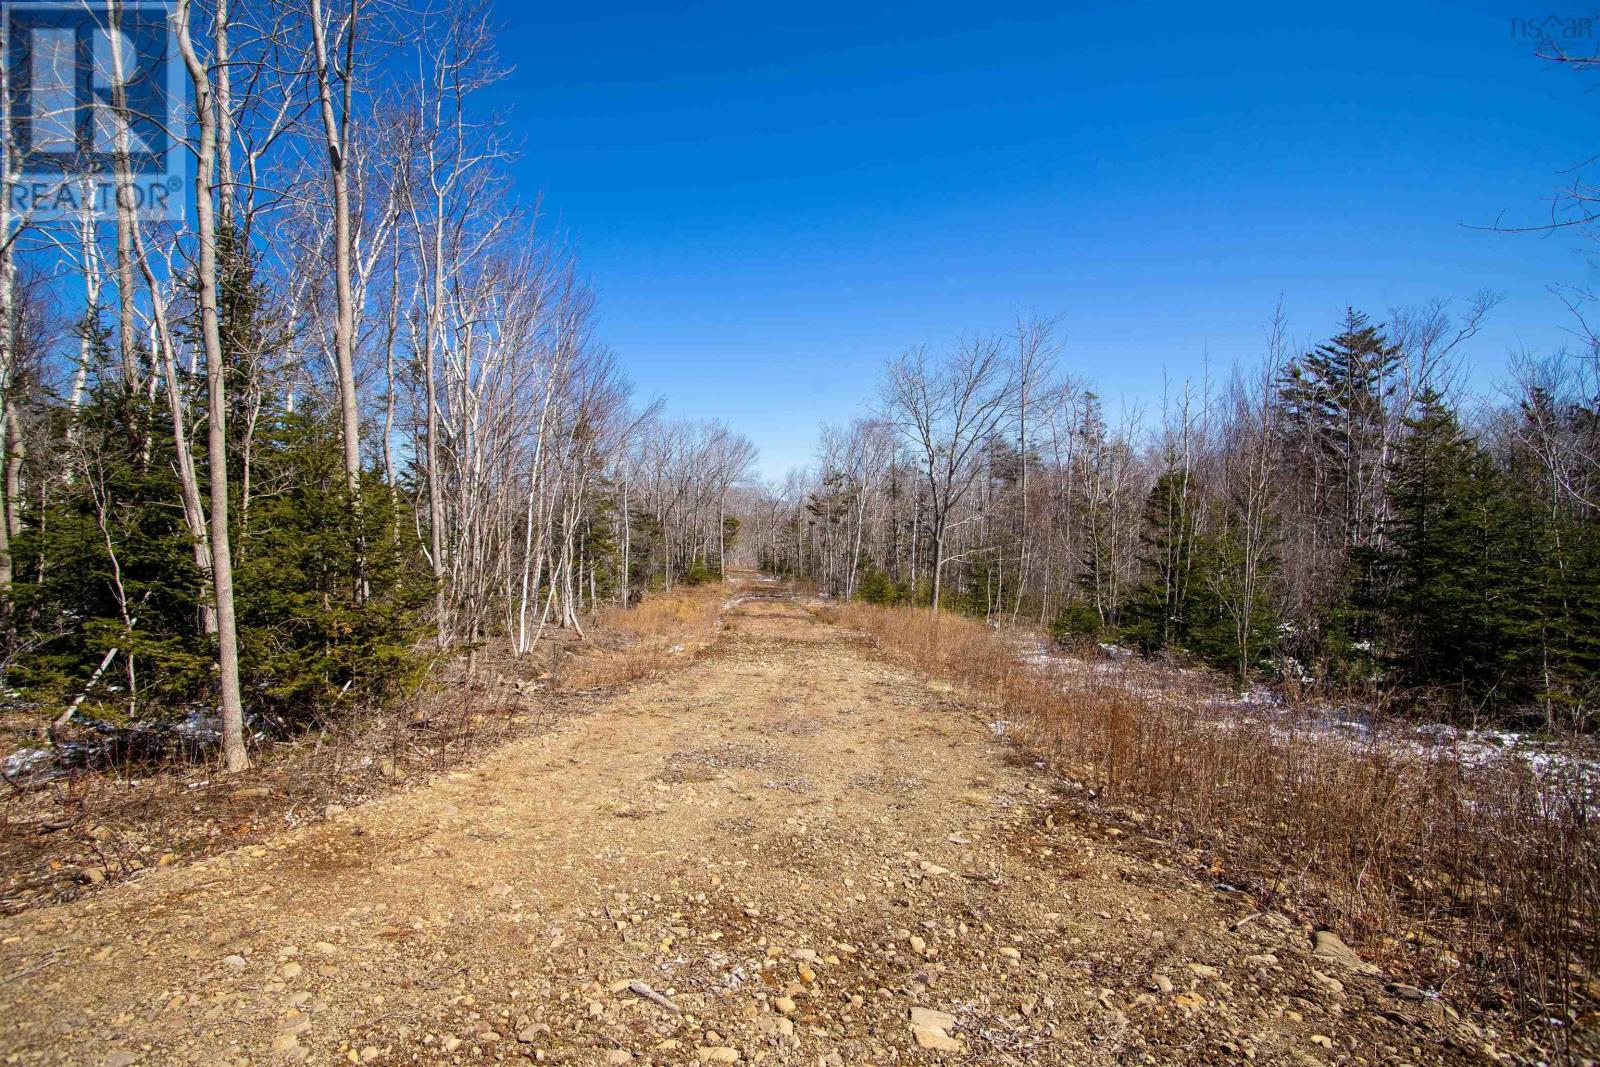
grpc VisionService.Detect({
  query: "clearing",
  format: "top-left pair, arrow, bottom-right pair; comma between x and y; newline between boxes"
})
0,578 -> 1491,1065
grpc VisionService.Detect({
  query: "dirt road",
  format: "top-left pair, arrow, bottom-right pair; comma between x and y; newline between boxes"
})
0,580 -> 1483,1066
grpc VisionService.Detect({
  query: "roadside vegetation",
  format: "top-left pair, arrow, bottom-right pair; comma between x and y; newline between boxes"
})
833,598 -> 1598,1049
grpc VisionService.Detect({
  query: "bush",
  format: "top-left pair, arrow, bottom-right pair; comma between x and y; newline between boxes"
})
856,567 -> 898,605
681,560 -> 722,586
1049,600 -> 1105,646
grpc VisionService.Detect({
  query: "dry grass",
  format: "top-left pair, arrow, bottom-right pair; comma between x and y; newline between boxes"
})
838,602 -> 1600,1049
560,584 -> 725,689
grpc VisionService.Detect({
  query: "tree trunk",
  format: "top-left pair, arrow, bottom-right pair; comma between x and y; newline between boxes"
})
176,0 -> 249,773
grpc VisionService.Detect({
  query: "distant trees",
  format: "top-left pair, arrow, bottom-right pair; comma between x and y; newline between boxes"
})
749,305 -> 1600,730
879,339 -> 1015,611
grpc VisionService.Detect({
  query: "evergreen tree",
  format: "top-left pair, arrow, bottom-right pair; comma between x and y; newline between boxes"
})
1124,465 -> 1198,654
1382,390 -> 1522,707
233,409 -> 430,726
1503,389 -> 1600,728
9,337 -> 210,718
1278,308 -> 1402,549
1186,507 -> 1280,683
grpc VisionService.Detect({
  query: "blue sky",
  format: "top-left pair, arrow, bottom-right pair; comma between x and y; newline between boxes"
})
487,1 -> 1598,480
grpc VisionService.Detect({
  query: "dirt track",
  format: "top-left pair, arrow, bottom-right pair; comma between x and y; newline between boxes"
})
0,579 -> 1485,1066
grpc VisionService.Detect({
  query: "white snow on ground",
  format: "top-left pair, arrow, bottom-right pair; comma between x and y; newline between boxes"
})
1010,637 -> 1600,790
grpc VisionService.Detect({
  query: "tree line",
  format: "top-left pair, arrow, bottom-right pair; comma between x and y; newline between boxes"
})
0,0 -> 755,772
745,306 -> 1600,730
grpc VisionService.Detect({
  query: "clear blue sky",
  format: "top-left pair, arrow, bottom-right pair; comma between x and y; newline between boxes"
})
486,0 -> 1598,480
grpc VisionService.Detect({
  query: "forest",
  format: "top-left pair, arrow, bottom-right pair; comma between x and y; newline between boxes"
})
1,0 -> 1598,790
749,304 -> 1600,732
0,0 -> 755,775
0,5 -> 1596,1061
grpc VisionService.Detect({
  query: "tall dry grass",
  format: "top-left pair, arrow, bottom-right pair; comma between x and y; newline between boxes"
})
558,584 -> 725,689
839,602 -> 1599,1040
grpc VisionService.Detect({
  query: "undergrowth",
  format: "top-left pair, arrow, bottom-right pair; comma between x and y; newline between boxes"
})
837,601 -> 1599,1054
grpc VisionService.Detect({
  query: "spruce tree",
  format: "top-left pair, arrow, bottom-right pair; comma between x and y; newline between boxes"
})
1124,466 -> 1197,654
1383,389 -> 1521,708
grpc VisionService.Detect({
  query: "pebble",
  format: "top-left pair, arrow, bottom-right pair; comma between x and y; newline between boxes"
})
908,1007 -> 956,1031
912,1026 -> 962,1052
697,1047 -> 741,1063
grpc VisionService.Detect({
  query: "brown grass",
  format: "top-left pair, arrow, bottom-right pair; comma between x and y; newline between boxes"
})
838,601 -> 1600,1047
560,584 -> 724,689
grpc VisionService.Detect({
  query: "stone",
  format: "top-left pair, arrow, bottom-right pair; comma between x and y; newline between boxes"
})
280,961 -> 302,980
772,996 -> 796,1015
917,861 -> 949,877
271,1033 -> 301,1054
1186,963 -> 1219,979
997,947 -> 1022,961
103,1054 -> 138,1067
1312,930 -> 1379,975
223,954 -> 248,970
359,1048 -> 380,1063
697,1048 -> 741,1063
604,1052 -> 633,1065
912,1026 -> 962,1052
908,935 -> 926,956
908,1007 -> 956,1031
1311,969 -> 1345,996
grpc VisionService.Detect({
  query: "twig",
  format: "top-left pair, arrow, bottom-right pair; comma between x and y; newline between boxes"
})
0,951 -> 60,986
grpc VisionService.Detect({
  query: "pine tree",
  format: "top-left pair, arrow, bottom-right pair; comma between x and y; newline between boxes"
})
1124,466 -> 1198,654
1503,388 -> 1600,728
1187,507 -> 1280,683
1278,308 -> 1402,549
1383,390 -> 1522,707
9,336 -> 211,718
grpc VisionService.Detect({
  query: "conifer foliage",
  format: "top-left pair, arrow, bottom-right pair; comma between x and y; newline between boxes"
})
750,308 -> 1600,729
0,1 -> 755,770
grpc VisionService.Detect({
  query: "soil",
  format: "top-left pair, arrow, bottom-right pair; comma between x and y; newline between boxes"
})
0,578 -> 1497,1065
